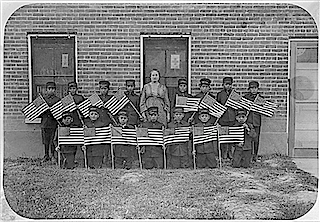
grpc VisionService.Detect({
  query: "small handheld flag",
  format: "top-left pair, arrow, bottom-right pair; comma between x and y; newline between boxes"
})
50,95 -> 77,120
225,90 -> 253,110
175,95 -> 201,112
22,95 -> 49,121
199,94 -> 227,118
250,95 -> 277,117
78,94 -> 104,118
104,90 -> 130,116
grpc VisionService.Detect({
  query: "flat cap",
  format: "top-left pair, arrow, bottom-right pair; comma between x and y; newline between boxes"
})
199,78 -> 211,86
223,77 -> 233,84
89,106 -> 99,114
61,111 -> 72,119
236,109 -> 247,116
68,82 -> 78,88
173,107 -> 184,113
198,108 -> 209,115
178,78 -> 187,85
125,79 -> 135,86
147,106 -> 158,114
118,109 -> 128,117
46,82 -> 56,88
249,81 -> 259,88
99,80 -> 110,88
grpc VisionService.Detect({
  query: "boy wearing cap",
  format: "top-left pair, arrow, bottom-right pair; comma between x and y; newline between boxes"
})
194,109 -> 218,169
244,81 -> 262,162
54,111 -> 78,169
167,107 -> 190,169
139,106 -> 165,169
123,79 -> 140,126
68,82 -> 85,127
112,110 -> 136,169
217,77 -> 236,160
40,82 -> 61,162
232,109 -> 257,168
83,107 -> 106,169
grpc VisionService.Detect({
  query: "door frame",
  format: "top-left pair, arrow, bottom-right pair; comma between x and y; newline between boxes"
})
288,38 -> 319,157
140,34 -> 191,93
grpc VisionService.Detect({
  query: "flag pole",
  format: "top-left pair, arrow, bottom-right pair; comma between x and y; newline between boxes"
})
192,126 -> 196,170
110,125 -> 115,170
57,127 -> 61,168
135,126 -> 143,170
188,91 -> 210,123
126,95 -> 143,119
217,126 -> 222,169
162,126 -> 167,170
83,146 -> 87,169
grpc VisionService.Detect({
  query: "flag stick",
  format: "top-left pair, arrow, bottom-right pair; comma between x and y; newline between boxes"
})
137,146 -> 143,170
217,127 -> 222,169
128,98 -> 143,119
162,127 -> 166,170
57,127 -> 61,168
192,126 -> 196,170
188,91 -> 210,123
83,147 -> 88,169
76,109 -> 85,126
111,143 -> 115,170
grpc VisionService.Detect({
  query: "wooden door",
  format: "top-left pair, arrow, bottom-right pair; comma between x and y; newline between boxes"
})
289,40 -> 318,157
143,37 -> 188,110
31,36 -> 75,99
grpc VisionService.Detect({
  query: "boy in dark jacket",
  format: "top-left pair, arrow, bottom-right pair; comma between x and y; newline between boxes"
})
123,79 -> 140,126
194,109 -> 217,169
232,109 -> 257,168
140,106 -> 165,169
68,81 -> 85,127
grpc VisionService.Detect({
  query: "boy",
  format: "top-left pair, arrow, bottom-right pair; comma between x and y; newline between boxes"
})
123,79 -> 140,126
172,78 -> 193,122
216,76 -> 236,160
167,107 -> 190,169
140,106 -> 165,169
113,110 -> 136,169
194,109 -> 217,169
68,81 -> 85,127
243,81 -> 262,162
40,82 -> 60,162
54,111 -> 77,169
83,106 -> 106,169
232,109 -> 257,168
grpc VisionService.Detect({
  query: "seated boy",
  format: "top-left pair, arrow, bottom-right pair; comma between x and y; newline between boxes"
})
140,106 -> 165,169
232,109 -> 257,168
194,109 -> 217,169
167,107 -> 190,169
54,111 -> 77,169
113,110 -> 136,169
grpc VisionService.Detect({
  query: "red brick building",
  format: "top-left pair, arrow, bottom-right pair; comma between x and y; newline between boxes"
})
3,3 -> 318,158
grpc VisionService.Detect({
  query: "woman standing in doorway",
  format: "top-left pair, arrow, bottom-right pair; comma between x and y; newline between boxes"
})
140,69 -> 170,127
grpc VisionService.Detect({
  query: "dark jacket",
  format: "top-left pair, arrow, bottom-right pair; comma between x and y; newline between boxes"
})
99,94 -> 114,126
71,93 -> 85,127
40,94 -> 60,129
194,121 -> 216,154
243,92 -> 262,126
232,122 -> 257,151
216,89 -> 236,126
123,91 -> 140,125
140,121 -> 164,157
113,124 -> 136,157
167,120 -> 190,157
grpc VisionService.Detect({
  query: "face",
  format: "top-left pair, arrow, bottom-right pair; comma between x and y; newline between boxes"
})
236,115 -> 247,124
62,116 -> 73,126
118,115 -> 128,125
89,111 -> 99,121
199,113 -> 210,123
150,70 -> 160,83
178,84 -> 187,93
223,82 -> 232,91
68,86 -> 77,95
173,112 -> 184,122
126,84 -> 134,93
99,86 -> 109,96
200,84 -> 210,94
46,87 -> 56,95
249,86 -> 258,95
149,113 -> 158,122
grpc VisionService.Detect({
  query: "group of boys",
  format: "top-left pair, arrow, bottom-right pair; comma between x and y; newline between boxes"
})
41,76 -> 262,170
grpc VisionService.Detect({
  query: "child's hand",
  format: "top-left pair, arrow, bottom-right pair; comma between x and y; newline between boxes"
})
238,142 -> 244,146
243,123 -> 250,131
140,146 -> 145,154
187,117 -> 194,124
55,146 -> 60,152
192,150 -> 196,155
81,145 -> 86,151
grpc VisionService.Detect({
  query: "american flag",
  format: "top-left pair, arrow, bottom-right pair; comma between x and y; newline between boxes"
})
218,126 -> 244,144
111,126 -> 137,146
78,94 -> 104,118
50,95 -> 77,120
136,128 -> 164,146
250,95 -> 277,117
84,126 -> 111,146
22,95 -> 49,121
225,90 -> 253,110
175,95 -> 201,112
163,126 -> 191,145
199,94 -> 227,118
193,126 -> 218,145
58,127 -> 84,145
104,90 -> 130,116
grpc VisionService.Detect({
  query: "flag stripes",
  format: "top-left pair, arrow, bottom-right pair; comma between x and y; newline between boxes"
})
164,127 -> 191,145
136,128 -> 164,146
218,126 -> 244,144
175,95 -> 201,112
78,94 -> 104,117
199,94 -> 227,118
193,126 -> 218,145
84,126 -> 111,146
111,127 -> 137,145
225,90 -> 253,110
104,94 -> 130,116
22,96 -> 49,121
250,95 -> 277,117
58,127 -> 84,145
50,95 -> 77,120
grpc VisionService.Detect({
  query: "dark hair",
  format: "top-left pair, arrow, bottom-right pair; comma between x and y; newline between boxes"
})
150,69 -> 160,78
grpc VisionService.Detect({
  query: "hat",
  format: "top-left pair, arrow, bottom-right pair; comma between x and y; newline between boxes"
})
249,81 -> 259,88
61,111 -> 72,119
68,82 -> 78,88
199,108 -> 209,115
236,109 -> 247,117
223,77 -> 233,84
46,82 -> 56,88
125,79 -> 135,86
178,78 -> 187,85
99,80 -> 110,88
88,106 -> 99,114
118,109 -> 128,117
147,106 -> 158,115
173,107 -> 184,113
199,78 -> 211,86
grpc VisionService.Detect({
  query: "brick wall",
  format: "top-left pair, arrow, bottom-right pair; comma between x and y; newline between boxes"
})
3,3 -> 318,122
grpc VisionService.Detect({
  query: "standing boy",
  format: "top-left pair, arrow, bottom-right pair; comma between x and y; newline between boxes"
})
194,109 -> 217,169
243,81 -> 262,162
68,81 -> 85,127
113,110 -> 136,169
140,106 -> 165,169
40,82 -> 60,162
123,79 -> 140,126
216,76 -> 236,160
167,107 -> 190,169
232,109 -> 257,168
172,78 -> 193,122
54,111 -> 78,169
